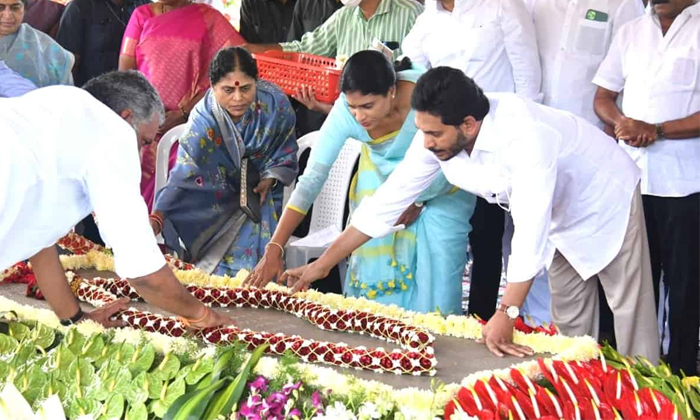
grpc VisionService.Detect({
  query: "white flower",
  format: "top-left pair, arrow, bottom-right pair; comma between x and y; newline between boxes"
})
357,401 -> 381,420
314,401 -> 357,420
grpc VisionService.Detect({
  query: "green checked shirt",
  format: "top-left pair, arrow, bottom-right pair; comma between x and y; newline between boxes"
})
280,0 -> 423,58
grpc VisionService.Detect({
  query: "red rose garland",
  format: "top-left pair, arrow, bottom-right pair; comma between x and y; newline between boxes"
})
67,273 -> 438,375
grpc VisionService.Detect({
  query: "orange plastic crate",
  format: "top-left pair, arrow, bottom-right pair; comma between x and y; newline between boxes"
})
253,51 -> 342,104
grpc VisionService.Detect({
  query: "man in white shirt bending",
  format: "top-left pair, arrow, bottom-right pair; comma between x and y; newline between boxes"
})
593,0 -> 699,374
0,71 -> 229,330
281,67 -> 659,361
401,0 -> 542,323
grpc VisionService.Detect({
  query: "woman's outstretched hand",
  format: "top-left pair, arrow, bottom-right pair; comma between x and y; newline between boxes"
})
244,247 -> 284,289
280,262 -> 330,294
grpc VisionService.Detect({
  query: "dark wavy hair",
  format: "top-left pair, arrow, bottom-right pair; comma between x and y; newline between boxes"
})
340,50 -> 413,96
210,47 -> 259,85
412,67 -> 490,126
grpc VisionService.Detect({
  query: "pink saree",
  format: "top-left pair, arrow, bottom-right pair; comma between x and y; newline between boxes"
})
121,3 -> 245,210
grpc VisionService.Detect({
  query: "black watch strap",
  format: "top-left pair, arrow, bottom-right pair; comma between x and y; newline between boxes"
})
60,307 -> 84,326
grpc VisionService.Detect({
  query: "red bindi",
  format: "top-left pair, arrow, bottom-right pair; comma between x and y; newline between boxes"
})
234,81 -> 240,87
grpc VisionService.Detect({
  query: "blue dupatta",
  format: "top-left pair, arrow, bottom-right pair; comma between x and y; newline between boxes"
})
0,24 -> 73,87
154,81 -> 298,274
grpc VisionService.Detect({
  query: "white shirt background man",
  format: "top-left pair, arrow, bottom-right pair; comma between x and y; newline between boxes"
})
519,0 -> 646,329
593,0 -> 700,374
525,0 -> 646,127
281,68 -> 660,361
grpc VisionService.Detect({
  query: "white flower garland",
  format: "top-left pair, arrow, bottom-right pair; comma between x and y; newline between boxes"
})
58,252 -> 597,357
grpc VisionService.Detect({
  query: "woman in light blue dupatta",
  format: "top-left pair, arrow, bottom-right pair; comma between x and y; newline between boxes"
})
0,1 -> 73,87
151,47 -> 298,276
247,51 -> 476,315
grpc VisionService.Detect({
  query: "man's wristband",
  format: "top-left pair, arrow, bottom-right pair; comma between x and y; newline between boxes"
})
60,307 -> 84,326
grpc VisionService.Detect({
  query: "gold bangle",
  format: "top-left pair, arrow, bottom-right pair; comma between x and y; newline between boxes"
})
265,241 -> 285,259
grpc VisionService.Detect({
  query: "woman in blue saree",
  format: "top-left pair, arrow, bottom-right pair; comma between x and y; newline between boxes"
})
0,0 -> 72,87
150,47 -> 298,275
246,50 -> 476,315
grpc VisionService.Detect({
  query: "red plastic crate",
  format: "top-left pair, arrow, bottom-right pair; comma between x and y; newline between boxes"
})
253,51 -> 342,104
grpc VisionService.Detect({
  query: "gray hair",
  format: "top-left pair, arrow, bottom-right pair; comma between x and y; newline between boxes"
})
82,70 -> 165,128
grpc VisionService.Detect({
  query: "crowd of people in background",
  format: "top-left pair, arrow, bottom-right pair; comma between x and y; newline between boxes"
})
0,0 -> 697,375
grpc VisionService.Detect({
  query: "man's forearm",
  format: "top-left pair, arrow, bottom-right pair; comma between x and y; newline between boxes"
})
594,87 -> 624,127
129,266 -> 207,319
28,246 -> 82,319
500,279 -> 534,309
660,112 -> 700,140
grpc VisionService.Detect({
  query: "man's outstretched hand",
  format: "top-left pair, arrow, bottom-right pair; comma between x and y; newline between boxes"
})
83,297 -> 130,328
478,312 -> 534,358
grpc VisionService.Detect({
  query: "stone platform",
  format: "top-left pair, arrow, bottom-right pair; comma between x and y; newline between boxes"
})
0,277 -> 535,390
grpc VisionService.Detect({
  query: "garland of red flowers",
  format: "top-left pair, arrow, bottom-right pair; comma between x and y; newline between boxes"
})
67,273 -> 437,375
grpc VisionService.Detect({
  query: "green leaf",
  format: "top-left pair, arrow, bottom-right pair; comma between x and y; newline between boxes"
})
95,365 -> 132,401
125,402 -> 149,420
65,328 -> 87,355
0,361 -> 10,380
672,390 -> 694,420
163,378 -> 227,420
125,381 -> 149,406
69,397 -> 101,420
66,357 -> 96,387
193,373 -> 214,391
133,371 -> 164,400
47,344 -> 77,373
210,349 -> 234,382
40,374 -> 67,403
175,364 -> 193,382
203,344 -> 269,420
185,357 -> 214,386
13,364 -> 47,406
99,393 -> 125,420
114,342 -> 137,365
151,378 -> 186,418
8,323 -> 31,342
10,340 -> 37,367
686,388 -> 700,414
81,334 -> 106,362
0,335 -> 18,355
95,342 -> 121,369
151,353 -> 181,382
30,323 -> 55,350
128,342 -> 155,376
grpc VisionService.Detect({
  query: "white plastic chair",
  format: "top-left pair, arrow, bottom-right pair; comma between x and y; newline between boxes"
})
154,124 -> 187,245
285,131 -> 362,290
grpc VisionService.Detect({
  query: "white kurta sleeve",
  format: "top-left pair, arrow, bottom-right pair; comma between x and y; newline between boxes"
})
351,132 -> 442,238
85,128 -> 165,279
500,0 -> 542,101
401,16 -> 431,69
592,29 -> 627,93
505,124 -> 559,283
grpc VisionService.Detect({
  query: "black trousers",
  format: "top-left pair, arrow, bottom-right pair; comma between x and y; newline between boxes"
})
643,193 -> 699,374
467,197 -> 506,319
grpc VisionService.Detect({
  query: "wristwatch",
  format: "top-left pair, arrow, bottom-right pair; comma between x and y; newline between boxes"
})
496,303 -> 520,320
59,307 -> 85,327
655,123 -> 665,139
